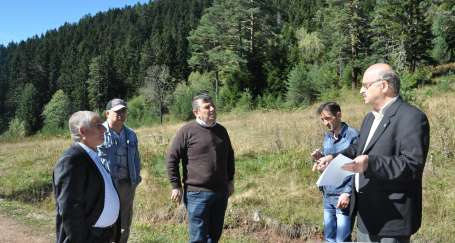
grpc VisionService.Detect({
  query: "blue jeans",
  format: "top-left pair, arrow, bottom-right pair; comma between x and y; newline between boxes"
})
184,191 -> 228,243
323,195 -> 351,242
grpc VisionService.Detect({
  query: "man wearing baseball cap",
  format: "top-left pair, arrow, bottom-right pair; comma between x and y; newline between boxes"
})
98,98 -> 142,243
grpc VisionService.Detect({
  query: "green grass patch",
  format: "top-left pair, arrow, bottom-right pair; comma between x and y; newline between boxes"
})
0,199 -> 54,238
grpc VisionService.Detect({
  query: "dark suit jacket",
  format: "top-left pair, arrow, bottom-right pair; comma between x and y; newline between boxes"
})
342,97 -> 430,236
53,143 -> 118,243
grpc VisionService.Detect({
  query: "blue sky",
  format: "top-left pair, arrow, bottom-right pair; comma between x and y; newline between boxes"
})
0,0 -> 150,46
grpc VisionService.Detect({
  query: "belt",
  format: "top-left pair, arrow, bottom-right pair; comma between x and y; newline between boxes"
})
90,225 -> 114,238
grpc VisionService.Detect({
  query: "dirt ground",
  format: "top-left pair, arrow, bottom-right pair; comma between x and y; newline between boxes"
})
0,212 -> 51,243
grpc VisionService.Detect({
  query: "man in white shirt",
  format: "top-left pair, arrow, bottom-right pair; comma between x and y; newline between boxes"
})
53,111 -> 120,243
314,64 -> 430,242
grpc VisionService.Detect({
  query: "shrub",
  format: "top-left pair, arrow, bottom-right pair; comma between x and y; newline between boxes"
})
341,64 -> 353,88
126,95 -> 160,128
286,63 -> 336,107
434,75 -> 455,92
5,117 -> 27,138
41,90 -> 70,131
217,85 -> 239,112
188,71 -> 216,98
286,63 -> 312,106
169,82 -> 195,121
169,71 -> 218,121
401,68 -> 432,105
257,93 -> 285,110
233,90 -> 253,112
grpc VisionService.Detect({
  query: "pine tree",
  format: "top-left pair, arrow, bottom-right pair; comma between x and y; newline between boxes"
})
16,83 -> 41,135
431,0 -> 455,63
370,0 -> 432,72
87,55 -> 110,111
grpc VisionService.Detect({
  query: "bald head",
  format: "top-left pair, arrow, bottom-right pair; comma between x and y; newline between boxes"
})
363,63 -> 400,95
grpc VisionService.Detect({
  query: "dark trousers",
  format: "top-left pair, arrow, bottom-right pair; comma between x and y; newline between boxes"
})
184,190 -> 228,243
91,225 -> 116,243
356,214 -> 410,243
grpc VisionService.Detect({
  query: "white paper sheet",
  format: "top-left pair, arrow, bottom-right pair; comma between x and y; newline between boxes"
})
316,154 -> 355,187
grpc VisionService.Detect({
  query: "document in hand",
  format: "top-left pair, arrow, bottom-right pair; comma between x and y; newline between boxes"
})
316,154 -> 355,187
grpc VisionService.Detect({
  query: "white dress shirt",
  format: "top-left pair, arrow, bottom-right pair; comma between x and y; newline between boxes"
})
78,142 -> 120,227
355,97 -> 398,192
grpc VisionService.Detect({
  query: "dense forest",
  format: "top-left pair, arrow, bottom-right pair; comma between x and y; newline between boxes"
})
0,0 -> 454,135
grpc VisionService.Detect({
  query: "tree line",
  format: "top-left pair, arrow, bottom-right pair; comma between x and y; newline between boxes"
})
0,0 -> 453,135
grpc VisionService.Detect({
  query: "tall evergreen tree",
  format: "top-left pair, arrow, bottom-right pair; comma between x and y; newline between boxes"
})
87,55 -> 110,111
370,0 -> 432,72
430,0 -> 455,63
16,83 -> 41,135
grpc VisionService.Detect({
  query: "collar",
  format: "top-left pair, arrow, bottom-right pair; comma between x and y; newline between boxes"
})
78,142 -> 99,158
372,96 -> 398,120
196,118 -> 217,128
104,121 -> 125,135
329,122 -> 348,140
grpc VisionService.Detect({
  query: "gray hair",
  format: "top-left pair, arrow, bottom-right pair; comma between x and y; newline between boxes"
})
378,69 -> 400,94
192,93 -> 213,111
68,111 -> 99,142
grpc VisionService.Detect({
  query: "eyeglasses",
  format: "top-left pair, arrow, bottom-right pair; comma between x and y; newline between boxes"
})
361,79 -> 384,89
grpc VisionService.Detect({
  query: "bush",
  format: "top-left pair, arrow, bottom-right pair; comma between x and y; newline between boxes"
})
4,118 -> 27,138
188,71 -> 216,98
41,90 -> 70,131
257,93 -> 286,110
286,63 -> 312,106
128,95 -> 147,122
341,64 -> 353,88
286,63 -> 337,107
127,95 -> 160,128
169,71 -> 218,121
217,85 -> 239,112
169,82 -> 195,121
435,75 -> 455,92
233,90 -> 253,112
401,68 -> 432,104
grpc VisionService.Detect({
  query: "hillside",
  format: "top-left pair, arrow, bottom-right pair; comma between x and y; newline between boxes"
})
1,0 -> 453,137
1,85 -> 455,242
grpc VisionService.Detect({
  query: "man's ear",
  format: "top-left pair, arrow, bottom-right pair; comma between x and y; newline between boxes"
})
336,111 -> 342,119
79,127 -> 87,138
193,109 -> 198,118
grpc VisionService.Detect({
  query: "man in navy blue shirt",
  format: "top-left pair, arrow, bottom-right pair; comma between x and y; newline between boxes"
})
311,102 -> 359,242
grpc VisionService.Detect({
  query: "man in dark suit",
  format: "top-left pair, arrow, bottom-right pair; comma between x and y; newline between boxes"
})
53,111 -> 121,243
314,63 -> 430,242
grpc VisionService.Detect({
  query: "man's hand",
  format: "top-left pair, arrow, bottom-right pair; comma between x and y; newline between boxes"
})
342,155 -> 368,173
336,193 -> 350,209
171,188 -> 182,203
228,181 -> 235,197
312,155 -> 333,172
311,149 -> 323,161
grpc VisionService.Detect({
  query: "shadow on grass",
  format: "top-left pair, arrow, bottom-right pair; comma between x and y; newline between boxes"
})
0,182 -> 52,203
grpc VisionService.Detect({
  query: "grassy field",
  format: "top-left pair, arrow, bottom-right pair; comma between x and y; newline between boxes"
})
1,82 -> 455,242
